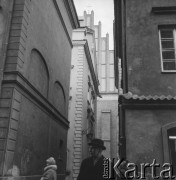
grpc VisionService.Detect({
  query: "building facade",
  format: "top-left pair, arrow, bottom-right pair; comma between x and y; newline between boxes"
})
114,0 -> 176,176
0,0 -> 79,179
66,27 -> 99,180
82,11 -> 119,159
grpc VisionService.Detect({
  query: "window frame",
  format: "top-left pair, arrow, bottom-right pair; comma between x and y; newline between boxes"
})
159,25 -> 176,72
100,78 -> 106,92
101,64 -> 106,78
109,77 -> 115,92
101,51 -> 106,64
109,64 -> 115,78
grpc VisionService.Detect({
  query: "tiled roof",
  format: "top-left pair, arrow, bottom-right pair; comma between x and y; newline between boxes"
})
120,92 -> 176,101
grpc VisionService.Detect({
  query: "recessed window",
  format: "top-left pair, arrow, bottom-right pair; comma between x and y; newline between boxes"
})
159,27 -> 176,72
101,52 -> 106,64
101,78 -> 106,91
109,78 -> 115,91
109,64 -> 114,78
95,27 -> 98,38
86,16 -> 91,27
95,39 -> 98,50
28,49 -> 49,98
102,39 -> 106,51
53,81 -> 66,115
168,127 -> 176,175
109,51 -> 114,64
101,65 -> 106,78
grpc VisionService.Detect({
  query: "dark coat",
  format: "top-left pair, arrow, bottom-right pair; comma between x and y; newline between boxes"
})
77,156 -> 108,180
41,165 -> 57,180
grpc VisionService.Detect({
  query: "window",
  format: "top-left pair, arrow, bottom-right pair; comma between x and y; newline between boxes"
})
109,52 -> 114,64
101,39 -> 106,50
101,78 -> 106,91
101,111 -> 110,140
86,16 -> 91,27
28,49 -> 49,98
95,39 -> 98,50
53,81 -> 66,115
168,128 -> 176,175
95,27 -> 98,38
96,52 -> 98,61
109,64 -> 114,77
101,52 -> 106,64
159,27 -> 176,71
109,78 -> 115,91
162,122 -> 176,171
101,65 -> 106,78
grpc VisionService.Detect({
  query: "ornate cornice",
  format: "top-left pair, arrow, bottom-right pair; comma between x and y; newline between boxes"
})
62,0 -> 79,29
119,92 -> 176,109
152,6 -> 176,14
52,0 -> 73,47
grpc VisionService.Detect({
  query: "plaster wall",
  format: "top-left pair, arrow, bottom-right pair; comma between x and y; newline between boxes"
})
126,109 -> 176,168
22,0 -> 74,117
126,0 -> 176,96
97,96 -> 119,159
0,0 -> 77,178
13,95 -> 67,177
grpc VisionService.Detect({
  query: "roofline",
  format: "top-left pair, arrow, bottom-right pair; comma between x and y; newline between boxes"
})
63,0 -> 80,29
119,93 -> 176,107
73,26 -> 94,34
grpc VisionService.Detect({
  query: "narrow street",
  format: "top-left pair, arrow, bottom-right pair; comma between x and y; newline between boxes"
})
0,0 -> 176,180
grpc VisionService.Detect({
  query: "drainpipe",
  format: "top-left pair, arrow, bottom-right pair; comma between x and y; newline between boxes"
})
118,102 -> 126,159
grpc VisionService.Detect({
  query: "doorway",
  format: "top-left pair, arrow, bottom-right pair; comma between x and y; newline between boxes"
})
168,128 -> 176,175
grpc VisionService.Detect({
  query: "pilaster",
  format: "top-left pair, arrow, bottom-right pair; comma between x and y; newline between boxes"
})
72,46 -> 84,180
0,0 -> 31,176
5,0 -> 31,72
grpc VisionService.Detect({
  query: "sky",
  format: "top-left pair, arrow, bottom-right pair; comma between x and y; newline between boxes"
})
73,0 -> 114,50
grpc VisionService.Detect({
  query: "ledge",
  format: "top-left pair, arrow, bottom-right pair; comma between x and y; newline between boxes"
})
52,0 -> 73,47
62,0 -> 80,29
119,92 -> 176,109
152,6 -> 176,14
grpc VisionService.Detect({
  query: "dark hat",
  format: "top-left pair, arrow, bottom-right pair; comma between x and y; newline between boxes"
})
88,138 -> 106,150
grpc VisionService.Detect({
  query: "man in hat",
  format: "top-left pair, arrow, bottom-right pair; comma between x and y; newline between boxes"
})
77,138 -> 107,180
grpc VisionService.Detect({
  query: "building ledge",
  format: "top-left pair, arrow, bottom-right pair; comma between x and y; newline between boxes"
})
119,92 -> 176,110
119,92 -> 176,108
151,6 -> 176,14
120,92 -> 176,101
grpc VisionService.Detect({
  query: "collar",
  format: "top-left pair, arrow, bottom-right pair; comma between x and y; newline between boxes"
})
44,165 -> 57,171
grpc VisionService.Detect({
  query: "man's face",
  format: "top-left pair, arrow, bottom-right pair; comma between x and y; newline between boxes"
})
89,146 -> 101,158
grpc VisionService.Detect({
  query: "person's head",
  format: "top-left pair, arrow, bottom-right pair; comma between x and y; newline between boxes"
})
88,139 -> 106,158
46,157 -> 56,166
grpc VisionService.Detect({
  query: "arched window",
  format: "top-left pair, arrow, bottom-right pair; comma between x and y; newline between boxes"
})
27,49 -> 49,97
52,81 -> 66,115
